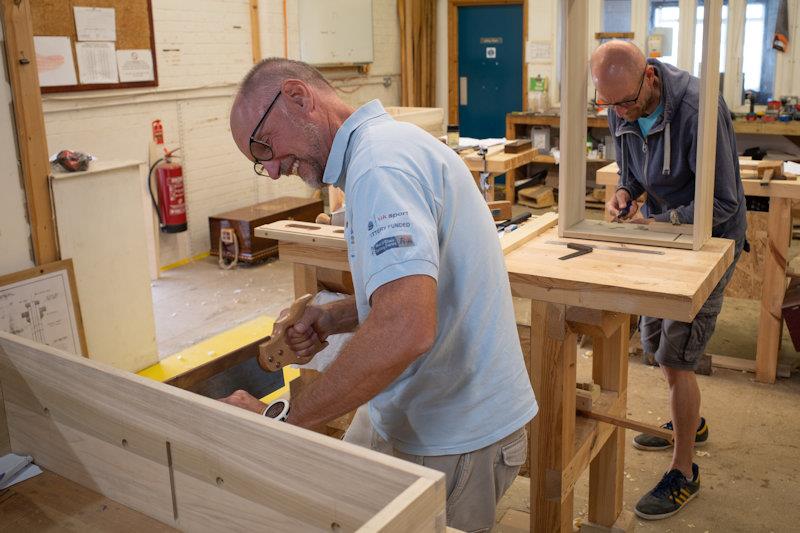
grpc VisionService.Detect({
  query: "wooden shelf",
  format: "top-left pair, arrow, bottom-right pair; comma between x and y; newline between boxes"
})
508,111 -> 800,137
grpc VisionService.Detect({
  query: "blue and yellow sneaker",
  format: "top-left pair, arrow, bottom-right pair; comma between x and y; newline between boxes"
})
635,463 -> 700,520
633,417 -> 709,451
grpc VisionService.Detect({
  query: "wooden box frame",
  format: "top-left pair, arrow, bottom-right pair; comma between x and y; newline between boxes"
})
0,331 -> 446,531
558,0 -> 722,251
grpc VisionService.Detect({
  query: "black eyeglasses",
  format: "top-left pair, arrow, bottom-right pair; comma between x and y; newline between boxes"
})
595,67 -> 647,108
249,91 -> 281,176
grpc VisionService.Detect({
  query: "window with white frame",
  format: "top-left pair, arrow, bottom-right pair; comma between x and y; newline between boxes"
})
649,1 -> 681,66
692,2 -> 729,76
741,0 -> 778,104
602,0 -> 632,33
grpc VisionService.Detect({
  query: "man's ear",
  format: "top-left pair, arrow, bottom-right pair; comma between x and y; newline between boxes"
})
281,79 -> 314,115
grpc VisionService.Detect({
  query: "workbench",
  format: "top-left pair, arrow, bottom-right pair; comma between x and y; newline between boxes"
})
460,146 -> 539,202
256,215 -> 733,533
597,161 -> 799,384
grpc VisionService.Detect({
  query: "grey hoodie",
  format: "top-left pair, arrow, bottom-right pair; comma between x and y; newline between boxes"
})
609,59 -> 747,242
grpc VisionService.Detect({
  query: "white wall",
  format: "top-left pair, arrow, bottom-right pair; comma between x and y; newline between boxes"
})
0,24 -> 34,276
37,0 -> 400,269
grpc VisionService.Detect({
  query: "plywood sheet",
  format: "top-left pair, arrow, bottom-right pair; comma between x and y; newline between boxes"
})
725,210 -> 768,299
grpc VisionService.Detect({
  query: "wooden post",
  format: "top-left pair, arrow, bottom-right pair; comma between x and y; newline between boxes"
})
756,197 -> 792,383
692,0 -> 722,250
1,0 -> 59,265
587,313 -> 629,527
293,263 -> 319,298
249,0 -> 261,64
557,0 -> 588,236
529,300 -> 577,532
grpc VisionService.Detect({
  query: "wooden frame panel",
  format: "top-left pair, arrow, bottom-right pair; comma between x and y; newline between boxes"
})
447,0 -> 528,125
0,331 -> 446,531
558,0 -> 722,251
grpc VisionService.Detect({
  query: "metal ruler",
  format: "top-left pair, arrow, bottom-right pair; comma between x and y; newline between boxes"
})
545,240 -> 666,255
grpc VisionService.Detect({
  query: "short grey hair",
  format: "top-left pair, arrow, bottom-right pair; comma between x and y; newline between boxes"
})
239,58 -> 333,98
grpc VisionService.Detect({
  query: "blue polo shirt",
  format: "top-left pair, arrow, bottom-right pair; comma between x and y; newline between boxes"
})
323,100 -> 537,455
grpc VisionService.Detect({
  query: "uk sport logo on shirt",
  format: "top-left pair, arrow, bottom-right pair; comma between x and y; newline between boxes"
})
366,210 -> 416,256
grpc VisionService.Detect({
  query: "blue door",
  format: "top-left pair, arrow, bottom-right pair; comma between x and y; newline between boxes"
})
458,4 -> 523,139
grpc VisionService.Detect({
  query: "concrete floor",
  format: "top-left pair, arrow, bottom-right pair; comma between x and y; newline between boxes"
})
151,256 -> 295,357
152,254 -> 800,532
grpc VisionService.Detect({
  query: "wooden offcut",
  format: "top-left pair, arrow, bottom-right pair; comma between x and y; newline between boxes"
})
518,185 -> 555,208
0,331 -> 446,531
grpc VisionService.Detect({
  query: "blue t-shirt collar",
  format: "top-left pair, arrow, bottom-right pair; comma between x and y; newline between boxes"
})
323,99 -> 388,188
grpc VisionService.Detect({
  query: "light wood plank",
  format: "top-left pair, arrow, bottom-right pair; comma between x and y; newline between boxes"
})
755,197 -> 792,383
462,147 -> 539,174
0,0 -> 59,264
499,212 -> 558,255
256,220 -> 347,249
563,219 -> 694,249
557,0 -> 588,236
0,331 -> 445,531
361,478 -> 446,532
529,301 -> 576,532
693,0 -> 722,250
280,243 -> 351,272
742,178 -> 800,200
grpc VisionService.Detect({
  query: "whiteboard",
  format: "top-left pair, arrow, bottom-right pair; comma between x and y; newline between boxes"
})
298,0 -> 374,65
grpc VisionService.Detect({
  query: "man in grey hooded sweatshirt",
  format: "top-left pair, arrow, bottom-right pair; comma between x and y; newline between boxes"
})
590,40 -> 746,521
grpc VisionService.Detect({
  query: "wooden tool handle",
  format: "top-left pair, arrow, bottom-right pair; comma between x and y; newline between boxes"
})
257,294 -> 329,372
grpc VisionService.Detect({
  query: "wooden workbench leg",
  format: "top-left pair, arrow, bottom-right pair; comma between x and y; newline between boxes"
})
587,313 -> 629,528
506,169 -> 516,203
530,300 -> 577,533
293,263 -> 319,298
756,197 -> 791,384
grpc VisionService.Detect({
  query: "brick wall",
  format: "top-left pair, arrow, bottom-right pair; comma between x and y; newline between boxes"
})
41,0 -> 401,269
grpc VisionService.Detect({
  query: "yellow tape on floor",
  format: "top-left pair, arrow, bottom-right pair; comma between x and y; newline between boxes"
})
138,315 -> 299,402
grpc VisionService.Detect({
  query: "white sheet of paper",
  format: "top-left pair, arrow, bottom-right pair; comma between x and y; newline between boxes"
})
33,36 -> 78,87
73,7 -> 116,42
526,41 -> 552,64
76,42 -> 119,84
0,463 -> 43,490
116,49 -> 154,82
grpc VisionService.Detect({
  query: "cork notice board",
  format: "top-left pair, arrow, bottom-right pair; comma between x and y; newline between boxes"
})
31,0 -> 157,93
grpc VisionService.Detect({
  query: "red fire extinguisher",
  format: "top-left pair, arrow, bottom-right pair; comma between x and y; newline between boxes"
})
148,121 -> 187,233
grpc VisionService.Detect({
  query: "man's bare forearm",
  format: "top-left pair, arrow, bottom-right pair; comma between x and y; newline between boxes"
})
319,295 -> 359,335
285,318 -> 414,429
287,276 -> 436,429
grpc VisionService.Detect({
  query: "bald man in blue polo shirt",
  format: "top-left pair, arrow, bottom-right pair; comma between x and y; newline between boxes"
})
223,58 -> 537,531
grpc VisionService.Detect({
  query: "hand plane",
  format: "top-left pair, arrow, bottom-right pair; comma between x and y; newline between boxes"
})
258,294 -> 329,372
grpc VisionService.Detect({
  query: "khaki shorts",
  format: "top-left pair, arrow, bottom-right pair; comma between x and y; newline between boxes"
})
344,405 -> 527,533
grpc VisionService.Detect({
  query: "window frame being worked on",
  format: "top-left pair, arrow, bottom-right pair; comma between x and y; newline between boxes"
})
558,0 -> 722,251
